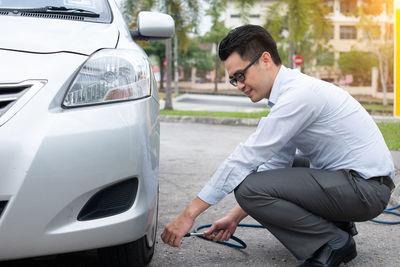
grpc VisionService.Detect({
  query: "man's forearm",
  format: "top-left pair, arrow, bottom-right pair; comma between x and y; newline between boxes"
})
182,196 -> 211,219
228,204 -> 248,223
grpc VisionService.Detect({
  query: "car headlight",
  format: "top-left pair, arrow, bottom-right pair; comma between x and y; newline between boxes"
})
63,49 -> 151,107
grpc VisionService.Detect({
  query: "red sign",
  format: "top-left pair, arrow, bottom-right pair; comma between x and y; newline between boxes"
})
163,59 -> 167,68
294,55 -> 304,66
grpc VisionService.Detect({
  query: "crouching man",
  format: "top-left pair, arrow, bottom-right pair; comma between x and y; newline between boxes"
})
161,25 -> 395,267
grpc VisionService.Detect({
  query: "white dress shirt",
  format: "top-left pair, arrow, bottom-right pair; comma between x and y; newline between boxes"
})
198,65 -> 395,205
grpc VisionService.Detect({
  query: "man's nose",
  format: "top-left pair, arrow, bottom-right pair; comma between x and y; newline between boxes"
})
237,81 -> 245,91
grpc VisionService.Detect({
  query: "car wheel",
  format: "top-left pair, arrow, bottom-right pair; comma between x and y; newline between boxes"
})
98,189 -> 158,267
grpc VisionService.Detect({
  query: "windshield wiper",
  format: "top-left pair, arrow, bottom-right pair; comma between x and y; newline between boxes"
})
0,6 -> 100,18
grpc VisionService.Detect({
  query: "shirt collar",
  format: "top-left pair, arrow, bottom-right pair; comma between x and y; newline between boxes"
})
267,65 -> 288,108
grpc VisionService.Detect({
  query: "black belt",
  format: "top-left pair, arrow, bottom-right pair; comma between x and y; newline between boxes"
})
369,176 -> 395,191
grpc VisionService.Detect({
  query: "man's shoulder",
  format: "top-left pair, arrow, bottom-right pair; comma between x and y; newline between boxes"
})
279,76 -> 318,98
273,74 -> 335,111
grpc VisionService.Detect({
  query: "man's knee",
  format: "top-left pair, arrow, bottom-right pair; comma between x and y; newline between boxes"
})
235,171 -> 282,213
234,180 -> 248,208
234,174 -> 260,212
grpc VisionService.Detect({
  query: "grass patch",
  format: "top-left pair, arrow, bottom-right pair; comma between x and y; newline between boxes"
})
160,109 -> 269,119
363,104 -> 393,111
377,122 -> 400,150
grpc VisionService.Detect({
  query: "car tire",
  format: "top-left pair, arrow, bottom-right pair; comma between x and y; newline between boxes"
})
98,189 -> 158,267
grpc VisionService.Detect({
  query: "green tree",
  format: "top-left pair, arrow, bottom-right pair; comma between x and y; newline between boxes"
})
142,41 -> 166,90
202,0 -> 230,92
264,0 -> 332,69
315,46 -> 335,67
119,0 -> 155,28
179,39 -> 214,80
338,48 -> 378,85
231,0 -> 257,24
163,0 -> 200,109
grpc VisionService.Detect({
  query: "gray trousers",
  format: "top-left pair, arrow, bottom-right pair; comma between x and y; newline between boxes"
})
234,167 -> 392,260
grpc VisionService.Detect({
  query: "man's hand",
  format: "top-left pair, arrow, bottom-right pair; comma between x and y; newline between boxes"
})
204,216 -> 238,242
161,197 -> 211,247
205,204 -> 248,243
161,212 -> 194,247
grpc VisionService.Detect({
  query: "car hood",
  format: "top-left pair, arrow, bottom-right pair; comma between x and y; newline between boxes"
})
0,16 -> 119,55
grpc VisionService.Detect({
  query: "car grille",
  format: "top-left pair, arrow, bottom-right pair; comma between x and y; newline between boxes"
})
0,80 -> 47,126
78,178 -> 139,221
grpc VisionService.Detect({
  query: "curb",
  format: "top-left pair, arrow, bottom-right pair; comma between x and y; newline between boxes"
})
159,115 -> 260,126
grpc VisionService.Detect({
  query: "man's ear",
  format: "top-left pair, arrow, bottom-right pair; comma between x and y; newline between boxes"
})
261,51 -> 273,69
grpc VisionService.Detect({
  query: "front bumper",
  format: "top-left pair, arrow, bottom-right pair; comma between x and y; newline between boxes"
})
0,50 -> 160,260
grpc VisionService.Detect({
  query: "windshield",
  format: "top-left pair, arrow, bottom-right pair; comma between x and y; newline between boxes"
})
0,0 -> 112,23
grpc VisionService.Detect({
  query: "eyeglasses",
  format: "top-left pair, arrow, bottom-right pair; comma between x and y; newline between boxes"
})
229,54 -> 262,87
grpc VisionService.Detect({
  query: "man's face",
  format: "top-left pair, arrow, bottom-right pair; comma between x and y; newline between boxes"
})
225,52 -> 274,102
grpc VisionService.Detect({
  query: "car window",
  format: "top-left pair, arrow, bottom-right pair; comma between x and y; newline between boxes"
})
0,0 -> 112,23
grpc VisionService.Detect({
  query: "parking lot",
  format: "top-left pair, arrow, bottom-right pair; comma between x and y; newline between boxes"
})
2,121 -> 399,266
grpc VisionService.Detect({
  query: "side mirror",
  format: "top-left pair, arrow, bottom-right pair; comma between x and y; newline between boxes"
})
131,11 -> 175,41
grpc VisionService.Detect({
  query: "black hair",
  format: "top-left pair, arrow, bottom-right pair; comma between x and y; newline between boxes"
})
218,24 -> 281,66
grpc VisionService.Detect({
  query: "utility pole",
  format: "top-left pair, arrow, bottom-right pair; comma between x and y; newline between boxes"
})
395,0 -> 400,117
174,35 -> 179,95
165,38 -> 173,109
164,0 -> 173,110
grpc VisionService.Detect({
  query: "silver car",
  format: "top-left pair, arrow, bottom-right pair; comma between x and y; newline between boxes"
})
0,0 -> 174,266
